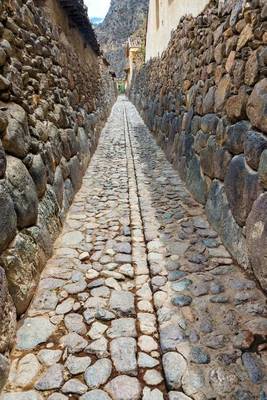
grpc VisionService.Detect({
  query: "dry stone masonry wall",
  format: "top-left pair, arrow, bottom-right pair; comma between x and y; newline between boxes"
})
0,0 -> 116,384
131,0 -> 267,292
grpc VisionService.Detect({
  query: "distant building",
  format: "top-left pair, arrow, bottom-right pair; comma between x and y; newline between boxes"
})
125,37 -> 143,92
145,0 -> 209,60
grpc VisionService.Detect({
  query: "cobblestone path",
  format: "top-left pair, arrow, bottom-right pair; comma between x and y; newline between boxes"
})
2,97 -> 266,400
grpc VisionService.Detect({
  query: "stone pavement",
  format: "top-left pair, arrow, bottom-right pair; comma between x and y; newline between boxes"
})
1,97 -> 266,400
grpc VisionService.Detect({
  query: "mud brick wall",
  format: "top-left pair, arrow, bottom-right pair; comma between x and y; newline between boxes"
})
131,0 -> 267,292
0,0 -> 116,381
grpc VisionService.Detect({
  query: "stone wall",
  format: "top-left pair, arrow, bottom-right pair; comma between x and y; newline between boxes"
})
131,0 -> 267,291
0,0 -> 116,385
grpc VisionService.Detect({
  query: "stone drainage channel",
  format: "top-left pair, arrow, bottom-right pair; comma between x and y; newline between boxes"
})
1,97 -> 266,400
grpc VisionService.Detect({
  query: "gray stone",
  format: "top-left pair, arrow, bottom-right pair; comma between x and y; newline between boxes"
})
143,370 -> 163,385
16,317 -> 55,350
32,290 -> 58,311
168,393 -> 192,400
109,290 -> 135,315
0,267 -> 16,353
1,102 -> 31,158
47,395 -> 68,400
28,154 -> 47,199
191,347 -> 210,364
143,387 -> 164,400
160,324 -> 185,352
0,354 -> 10,392
59,332 -> 88,353
64,313 -> 87,335
85,337 -> 108,357
61,378 -> 88,395
84,359 -> 112,388
242,352 -> 264,384
163,352 -> 187,390
105,375 -> 141,400
246,192 -> 267,291
172,295 -> 192,307
1,392 -> 44,400
35,364 -> 64,390
0,184 -> 17,252
80,390 -> 112,400
223,121 -> 250,155
15,354 -> 41,388
138,352 -> 159,368
65,355 -> 91,375
37,349 -> 62,366
206,180 -> 249,270
110,337 -> 137,375
244,130 -> 267,171
247,78 -> 267,134
107,318 -> 137,338
5,156 -> 38,228
186,154 -> 207,205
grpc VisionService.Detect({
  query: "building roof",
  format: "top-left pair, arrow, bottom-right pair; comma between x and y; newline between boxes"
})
59,0 -> 100,54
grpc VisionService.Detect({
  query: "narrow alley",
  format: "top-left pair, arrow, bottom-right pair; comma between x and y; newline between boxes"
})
2,98 -> 266,400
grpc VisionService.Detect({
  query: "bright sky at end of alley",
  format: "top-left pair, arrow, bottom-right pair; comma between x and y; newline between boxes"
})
84,0 -> 111,18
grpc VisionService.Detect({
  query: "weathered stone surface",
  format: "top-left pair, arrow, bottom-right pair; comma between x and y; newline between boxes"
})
163,352 -> 187,390
15,354 -> 41,388
28,154 -> 47,199
247,79 -> 267,134
110,337 -> 137,375
0,354 -> 10,392
0,266 -> 16,354
225,155 -> 260,226
105,376 -> 141,400
35,364 -> 64,390
109,290 -> 135,315
16,317 -> 55,350
84,359 -> 112,388
246,192 -> 267,291
258,149 -> 267,189
0,183 -> 17,252
1,103 -> 30,158
223,121 -> 250,155
1,392 -> 44,400
80,390 -> 112,400
244,130 -> 267,170
5,156 -> 38,228
206,180 -> 249,269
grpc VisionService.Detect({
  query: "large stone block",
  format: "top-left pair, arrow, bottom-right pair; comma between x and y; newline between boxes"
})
0,102 -> 30,158
0,140 -> 6,178
28,154 -> 47,199
0,354 -> 10,392
247,79 -> 267,134
225,155 -> 261,226
38,186 -> 62,244
206,180 -> 249,269
0,266 -> 16,353
246,193 -> 267,291
244,130 -> 267,171
0,232 -> 40,314
5,156 -> 38,229
0,183 -> 17,253
222,121 -> 251,155
186,154 -> 208,205
68,155 -> 83,192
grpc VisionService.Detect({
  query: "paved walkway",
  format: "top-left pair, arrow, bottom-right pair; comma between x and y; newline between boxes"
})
2,97 -> 266,400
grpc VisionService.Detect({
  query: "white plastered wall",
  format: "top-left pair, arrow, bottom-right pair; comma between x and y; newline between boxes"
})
145,0 -> 210,61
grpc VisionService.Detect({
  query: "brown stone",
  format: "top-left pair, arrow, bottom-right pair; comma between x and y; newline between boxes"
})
246,192 -> 267,291
225,86 -> 248,122
225,51 -> 236,73
0,267 -> 16,352
247,78 -> 267,133
245,51 -> 258,85
215,75 -> 232,112
237,24 -> 254,50
0,75 -> 10,91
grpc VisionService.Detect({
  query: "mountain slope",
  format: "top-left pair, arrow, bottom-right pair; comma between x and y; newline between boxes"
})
96,0 -> 149,79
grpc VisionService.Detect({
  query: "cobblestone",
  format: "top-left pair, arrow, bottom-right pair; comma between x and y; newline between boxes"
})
1,97 -> 266,399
